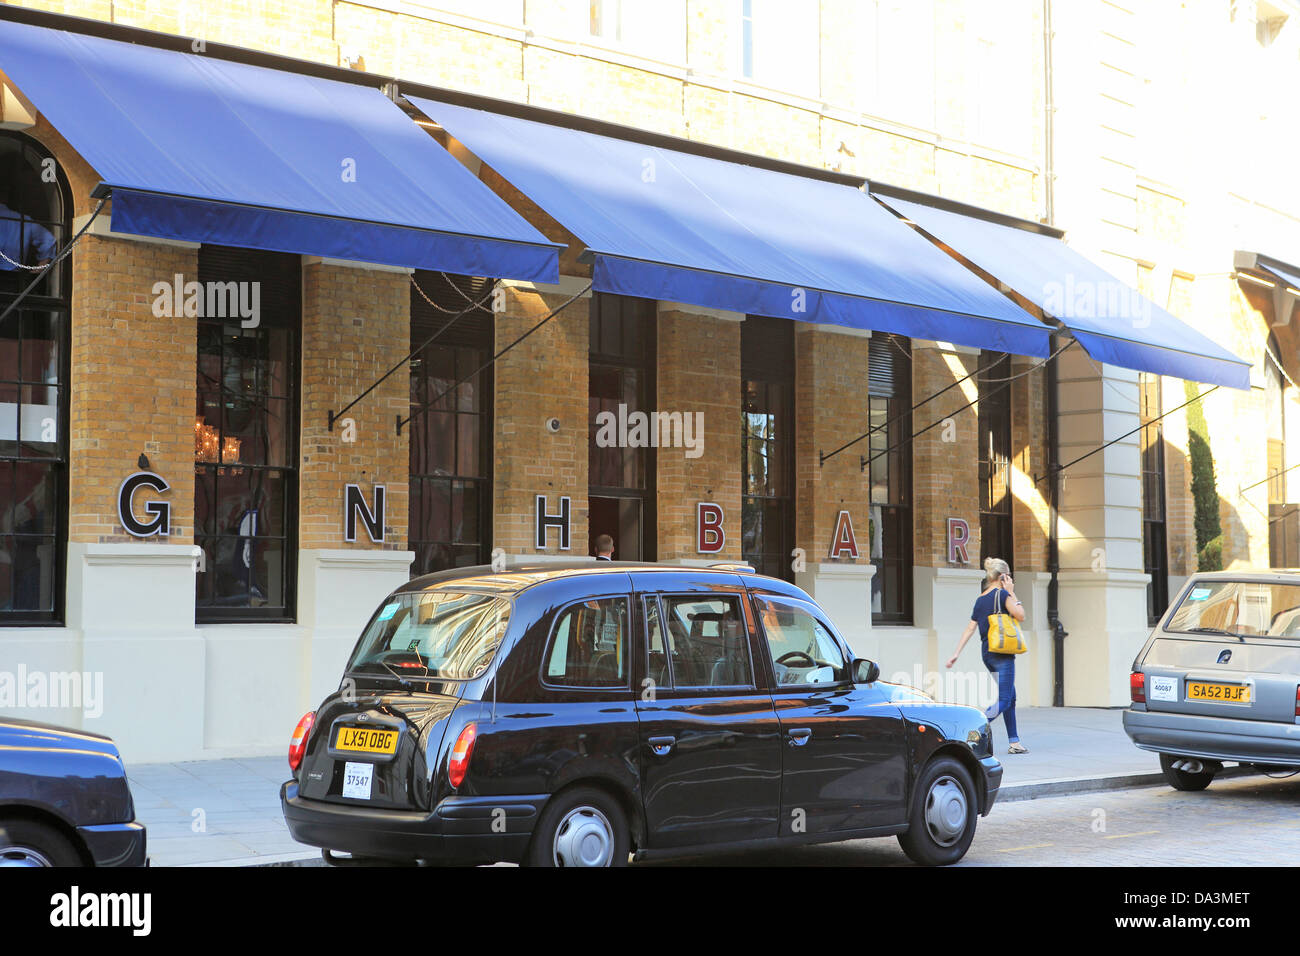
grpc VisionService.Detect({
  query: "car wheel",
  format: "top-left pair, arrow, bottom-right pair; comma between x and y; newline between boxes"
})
524,787 -> 629,868
897,756 -> 978,867
0,819 -> 82,867
1159,753 -> 1216,791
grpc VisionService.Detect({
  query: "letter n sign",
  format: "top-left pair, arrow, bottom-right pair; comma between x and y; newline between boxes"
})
947,517 -> 971,565
345,484 -> 386,543
697,502 -> 725,554
536,495 -> 571,550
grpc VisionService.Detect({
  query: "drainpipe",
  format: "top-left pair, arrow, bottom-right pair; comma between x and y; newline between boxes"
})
1043,0 -> 1067,706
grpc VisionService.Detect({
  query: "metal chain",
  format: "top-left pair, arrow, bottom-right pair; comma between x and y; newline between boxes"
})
0,216 -> 94,271
410,272 -> 499,314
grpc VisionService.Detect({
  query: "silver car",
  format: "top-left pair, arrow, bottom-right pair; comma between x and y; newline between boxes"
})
1124,571 -> 1300,791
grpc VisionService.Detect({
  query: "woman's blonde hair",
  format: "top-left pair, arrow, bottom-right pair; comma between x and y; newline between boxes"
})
984,557 -> 1011,586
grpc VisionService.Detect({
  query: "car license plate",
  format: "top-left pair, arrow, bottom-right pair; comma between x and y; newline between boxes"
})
1186,681 -> 1251,703
334,726 -> 398,755
342,761 -> 374,800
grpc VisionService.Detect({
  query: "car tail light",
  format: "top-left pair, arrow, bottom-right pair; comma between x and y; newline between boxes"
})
288,711 -> 315,772
448,723 -> 477,789
1130,672 -> 1146,704
1295,686 -> 1299,718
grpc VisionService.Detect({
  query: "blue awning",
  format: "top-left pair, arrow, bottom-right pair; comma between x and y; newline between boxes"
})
407,96 -> 1051,357
1257,257 -> 1300,292
0,21 -> 561,281
877,195 -> 1252,390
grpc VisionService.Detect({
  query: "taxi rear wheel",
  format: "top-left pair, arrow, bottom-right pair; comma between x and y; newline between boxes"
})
1159,753 -> 1216,791
524,787 -> 630,867
897,756 -> 977,867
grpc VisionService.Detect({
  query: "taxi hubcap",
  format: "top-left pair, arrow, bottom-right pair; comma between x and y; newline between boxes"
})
0,845 -> 53,867
923,776 -> 968,847
552,805 -> 614,867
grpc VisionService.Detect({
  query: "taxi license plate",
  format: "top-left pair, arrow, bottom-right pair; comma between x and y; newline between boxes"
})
334,726 -> 398,754
1186,681 -> 1251,703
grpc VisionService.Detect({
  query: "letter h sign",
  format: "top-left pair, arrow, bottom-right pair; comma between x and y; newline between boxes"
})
535,495 -> 571,550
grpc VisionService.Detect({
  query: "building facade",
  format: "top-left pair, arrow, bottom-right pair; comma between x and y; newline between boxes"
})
0,0 -> 1297,762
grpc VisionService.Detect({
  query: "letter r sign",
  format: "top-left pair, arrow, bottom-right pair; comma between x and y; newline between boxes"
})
947,517 -> 971,565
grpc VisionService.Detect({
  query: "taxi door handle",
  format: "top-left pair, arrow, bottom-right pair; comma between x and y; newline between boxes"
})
648,735 -> 676,756
787,728 -> 812,747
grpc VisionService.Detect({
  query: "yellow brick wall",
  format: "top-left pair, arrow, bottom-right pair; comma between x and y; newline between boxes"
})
655,309 -> 742,561
298,262 -> 410,551
1009,358 -> 1049,572
792,328 -> 870,562
912,343 -> 981,566
493,285 -> 589,555
69,233 -> 197,543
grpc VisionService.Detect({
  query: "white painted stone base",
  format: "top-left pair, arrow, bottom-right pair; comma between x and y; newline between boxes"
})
1058,568 -> 1152,707
0,544 -> 413,765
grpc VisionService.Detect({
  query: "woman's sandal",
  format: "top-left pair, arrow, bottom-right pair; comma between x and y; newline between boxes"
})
1008,743 -> 1029,754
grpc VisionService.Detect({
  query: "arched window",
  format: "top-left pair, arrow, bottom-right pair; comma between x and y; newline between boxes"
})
0,132 -> 70,623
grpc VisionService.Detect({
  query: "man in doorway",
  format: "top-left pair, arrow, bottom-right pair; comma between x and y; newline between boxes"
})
595,534 -> 614,560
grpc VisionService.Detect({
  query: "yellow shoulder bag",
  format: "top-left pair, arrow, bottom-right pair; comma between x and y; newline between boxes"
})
986,588 -> 1027,655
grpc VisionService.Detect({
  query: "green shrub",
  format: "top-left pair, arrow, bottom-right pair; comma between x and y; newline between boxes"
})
1184,381 -> 1221,570
1198,534 -> 1223,572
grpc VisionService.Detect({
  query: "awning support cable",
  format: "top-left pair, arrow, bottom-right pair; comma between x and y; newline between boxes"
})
1239,459 -> 1300,496
1032,385 -> 1220,486
397,280 -> 592,435
819,337 -> 1075,468
327,276 -> 499,431
0,197 -> 106,329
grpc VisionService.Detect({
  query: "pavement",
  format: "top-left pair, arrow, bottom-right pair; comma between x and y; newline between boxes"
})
125,706 -> 1200,867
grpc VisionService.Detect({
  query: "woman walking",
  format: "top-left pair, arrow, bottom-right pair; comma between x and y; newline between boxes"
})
946,557 -> 1028,754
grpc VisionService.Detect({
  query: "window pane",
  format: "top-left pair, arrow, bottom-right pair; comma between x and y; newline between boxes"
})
644,597 -> 670,690
545,597 -> 629,687
661,595 -> 751,687
755,597 -> 848,685
14,461 -> 56,535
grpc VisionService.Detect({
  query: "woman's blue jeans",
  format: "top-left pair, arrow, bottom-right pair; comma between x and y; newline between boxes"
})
981,645 -> 1019,743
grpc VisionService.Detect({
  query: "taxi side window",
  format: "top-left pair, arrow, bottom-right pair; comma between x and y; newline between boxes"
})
754,596 -> 849,686
659,595 -> 753,688
545,597 -> 629,687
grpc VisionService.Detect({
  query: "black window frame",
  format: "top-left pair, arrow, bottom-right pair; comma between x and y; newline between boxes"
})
977,349 -> 1014,573
1139,373 -> 1170,624
0,131 -> 71,626
588,292 -> 657,561
741,315 -> 796,582
867,333 -> 914,624
193,245 -> 300,624
409,271 -> 495,577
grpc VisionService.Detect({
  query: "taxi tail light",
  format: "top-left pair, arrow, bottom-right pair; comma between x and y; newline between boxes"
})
1130,672 -> 1145,704
1295,685 -> 1299,718
288,711 -> 316,772
448,723 -> 477,789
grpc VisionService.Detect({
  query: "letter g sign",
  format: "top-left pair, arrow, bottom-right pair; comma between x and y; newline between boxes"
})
118,472 -> 171,537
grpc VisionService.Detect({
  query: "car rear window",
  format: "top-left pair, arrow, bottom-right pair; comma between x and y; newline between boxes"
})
1166,580 -> 1300,638
348,591 -> 511,680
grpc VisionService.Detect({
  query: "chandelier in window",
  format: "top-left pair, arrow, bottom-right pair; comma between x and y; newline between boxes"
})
194,416 -> 241,466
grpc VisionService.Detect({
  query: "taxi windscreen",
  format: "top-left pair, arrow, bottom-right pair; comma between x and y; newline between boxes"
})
348,591 -> 512,680
1166,580 -> 1300,638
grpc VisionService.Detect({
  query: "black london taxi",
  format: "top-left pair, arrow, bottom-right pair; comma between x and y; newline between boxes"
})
280,562 -> 1002,866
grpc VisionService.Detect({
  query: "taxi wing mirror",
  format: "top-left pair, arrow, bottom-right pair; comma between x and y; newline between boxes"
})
853,658 -> 880,684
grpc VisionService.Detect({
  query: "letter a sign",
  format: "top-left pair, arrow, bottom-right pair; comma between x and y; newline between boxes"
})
828,510 -> 859,559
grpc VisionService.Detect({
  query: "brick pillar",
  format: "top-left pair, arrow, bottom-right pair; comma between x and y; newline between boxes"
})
905,341 -> 986,695
297,259 -> 414,712
69,233 -> 198,544
1009,355 -> 1052,704
493,279 -> 590,558
791,326 -> 874,655
655,304 -> 742,562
